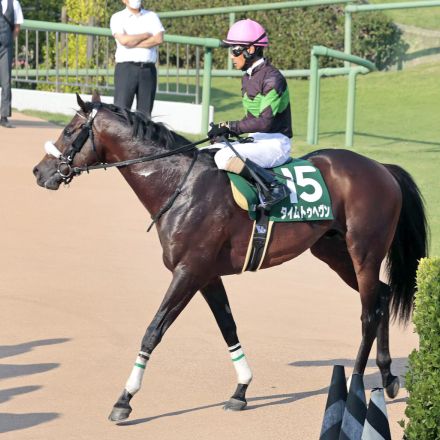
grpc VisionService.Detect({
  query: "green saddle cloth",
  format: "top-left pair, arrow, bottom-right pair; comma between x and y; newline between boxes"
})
227,158 -> 334,222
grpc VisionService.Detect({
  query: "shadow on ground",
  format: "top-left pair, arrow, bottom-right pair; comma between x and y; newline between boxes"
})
118,358 -> 409,426
0,413 -> 58,433
0,338 -> 70,360
319,130 -> 440,148
290,356 -> 409,388
8,119 -> 60,128
0,338 -> 69,433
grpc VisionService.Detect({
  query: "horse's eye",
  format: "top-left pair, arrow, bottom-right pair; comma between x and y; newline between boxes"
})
64,128 -> 72,137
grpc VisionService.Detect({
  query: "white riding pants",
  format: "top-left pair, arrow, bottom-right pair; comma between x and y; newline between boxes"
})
212,132 -> 292,170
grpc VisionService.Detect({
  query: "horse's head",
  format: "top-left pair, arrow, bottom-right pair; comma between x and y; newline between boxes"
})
33,91 -> 106,190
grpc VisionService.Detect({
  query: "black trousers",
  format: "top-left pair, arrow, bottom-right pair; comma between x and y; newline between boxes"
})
114,62 -> 157,118
0,45 -> 12,118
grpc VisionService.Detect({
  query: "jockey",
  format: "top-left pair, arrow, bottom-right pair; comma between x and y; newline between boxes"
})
207,19 -> 292,211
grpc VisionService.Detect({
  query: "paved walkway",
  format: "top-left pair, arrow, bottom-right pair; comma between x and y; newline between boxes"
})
0,112 -> 415,439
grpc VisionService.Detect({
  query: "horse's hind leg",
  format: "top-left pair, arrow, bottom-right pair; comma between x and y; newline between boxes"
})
376,282 -> 400,398
312,234 -> 399,396
200,277 -> 252,411
310,234 -> 359,293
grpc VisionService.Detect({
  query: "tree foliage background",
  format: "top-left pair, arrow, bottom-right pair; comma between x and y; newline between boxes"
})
144,0 -> 408,70
18,0 -> 408,77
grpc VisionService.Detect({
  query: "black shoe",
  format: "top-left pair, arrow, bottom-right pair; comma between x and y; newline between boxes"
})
258,181 -> 290,210
0,117 -> 14,128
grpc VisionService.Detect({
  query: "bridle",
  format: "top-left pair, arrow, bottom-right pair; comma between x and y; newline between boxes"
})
44,106 -> 101,184
46,105 -> 209,182
44,104 -> 209,230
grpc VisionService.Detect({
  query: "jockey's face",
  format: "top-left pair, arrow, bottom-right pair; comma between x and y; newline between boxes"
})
230,45 -> 255,70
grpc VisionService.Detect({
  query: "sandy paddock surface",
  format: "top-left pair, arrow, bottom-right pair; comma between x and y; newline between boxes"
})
0,112 -> 416,439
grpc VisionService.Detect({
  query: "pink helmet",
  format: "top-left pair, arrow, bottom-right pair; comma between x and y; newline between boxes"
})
222,19 -> 269,47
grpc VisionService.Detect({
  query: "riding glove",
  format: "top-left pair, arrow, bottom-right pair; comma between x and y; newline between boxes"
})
208,122 -> 232,141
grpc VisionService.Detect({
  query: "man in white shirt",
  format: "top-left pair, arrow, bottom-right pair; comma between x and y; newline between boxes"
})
110,0 -> 164,118
0,0 -> 23,128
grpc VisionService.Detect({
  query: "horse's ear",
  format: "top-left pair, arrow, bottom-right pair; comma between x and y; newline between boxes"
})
91,90 -> 101,103
76,93 -> 87,112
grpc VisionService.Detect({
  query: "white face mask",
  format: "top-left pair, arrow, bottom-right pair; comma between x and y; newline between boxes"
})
128,0 -> 141,9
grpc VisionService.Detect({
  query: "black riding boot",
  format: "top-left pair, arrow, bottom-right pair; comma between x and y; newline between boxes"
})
239,159 -> 290,210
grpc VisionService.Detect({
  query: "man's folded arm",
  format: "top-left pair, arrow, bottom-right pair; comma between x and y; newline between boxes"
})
134,31 -> 164,49
114,32 -> 152,47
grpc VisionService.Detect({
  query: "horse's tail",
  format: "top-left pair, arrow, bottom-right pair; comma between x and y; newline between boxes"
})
384,164 -> 429,325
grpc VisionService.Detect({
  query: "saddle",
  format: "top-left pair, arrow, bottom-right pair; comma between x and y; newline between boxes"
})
227,158 -> 333,272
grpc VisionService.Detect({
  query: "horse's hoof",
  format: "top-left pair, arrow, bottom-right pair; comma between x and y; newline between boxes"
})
385,376 -> 400,399
223,397 -> 247,411
108,405 -> 132,422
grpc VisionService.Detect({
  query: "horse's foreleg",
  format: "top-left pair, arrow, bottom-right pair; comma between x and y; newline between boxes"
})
200,277 -> 252,411
108,266 -> 201,422
376,282 -> 400,398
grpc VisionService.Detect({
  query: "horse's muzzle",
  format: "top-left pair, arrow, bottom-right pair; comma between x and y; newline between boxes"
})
33,160 -> 63,190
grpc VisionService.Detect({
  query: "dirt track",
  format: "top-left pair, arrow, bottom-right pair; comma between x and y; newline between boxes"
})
0,112 -> 416,439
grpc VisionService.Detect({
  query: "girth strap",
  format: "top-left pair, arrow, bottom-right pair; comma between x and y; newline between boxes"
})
243,208 -> 273,272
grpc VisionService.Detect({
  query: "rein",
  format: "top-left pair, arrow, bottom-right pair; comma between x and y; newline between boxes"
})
48,104 -> 210,231
72,137 -> 209,175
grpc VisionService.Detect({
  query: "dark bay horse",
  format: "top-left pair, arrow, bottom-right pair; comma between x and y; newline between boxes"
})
33,94 -> 428,422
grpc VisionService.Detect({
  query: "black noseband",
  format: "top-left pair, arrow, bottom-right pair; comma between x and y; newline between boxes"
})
57,105 -> 100,183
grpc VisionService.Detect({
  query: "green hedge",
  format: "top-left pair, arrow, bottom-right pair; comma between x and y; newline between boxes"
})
402,258 -> 440,439
138,0 -> 408,71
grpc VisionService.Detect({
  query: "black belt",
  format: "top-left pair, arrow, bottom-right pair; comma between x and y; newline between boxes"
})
122,61 -> 155,68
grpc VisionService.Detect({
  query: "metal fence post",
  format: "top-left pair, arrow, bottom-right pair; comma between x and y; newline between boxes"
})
307,46 -> 375,146
307,52 -> 319,145
346,68 -> 357,147
344,9 -> 352,68
314,71 -> 323,145
227,12 -> 235,71
201,47 -> 213,134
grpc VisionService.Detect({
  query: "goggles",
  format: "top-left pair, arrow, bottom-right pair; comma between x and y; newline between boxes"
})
230,45 -> 248,57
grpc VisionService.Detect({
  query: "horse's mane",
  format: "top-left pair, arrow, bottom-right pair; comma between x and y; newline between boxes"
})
85,101 -> 190,151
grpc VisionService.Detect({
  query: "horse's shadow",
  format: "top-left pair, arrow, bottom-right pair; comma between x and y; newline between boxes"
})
0,339 -> 69,433
119,357 -> 410,426
117,387 -> 347,427
289,356 -> 410,388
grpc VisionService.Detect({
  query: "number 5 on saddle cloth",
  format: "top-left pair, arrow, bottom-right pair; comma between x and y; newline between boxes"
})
227,158 -> 334,272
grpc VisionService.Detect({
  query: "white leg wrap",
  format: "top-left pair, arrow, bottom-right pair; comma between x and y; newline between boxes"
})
125,351 -> 150,395
229,343 -> 253,385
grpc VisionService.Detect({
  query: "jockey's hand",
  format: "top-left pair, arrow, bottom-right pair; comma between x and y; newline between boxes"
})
207,122 -> 231,141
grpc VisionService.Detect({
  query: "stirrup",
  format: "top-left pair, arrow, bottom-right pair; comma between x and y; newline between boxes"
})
257,182 -> 290,211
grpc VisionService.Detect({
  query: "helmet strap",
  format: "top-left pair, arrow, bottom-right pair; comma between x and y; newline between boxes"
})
241,47 -> 263,71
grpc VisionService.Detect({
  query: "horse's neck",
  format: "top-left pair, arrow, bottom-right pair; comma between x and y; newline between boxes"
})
115,146 -> 193,216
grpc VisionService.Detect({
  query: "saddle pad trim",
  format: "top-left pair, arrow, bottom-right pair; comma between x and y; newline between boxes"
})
231,181 -> 249,211
241,220 -> 256,273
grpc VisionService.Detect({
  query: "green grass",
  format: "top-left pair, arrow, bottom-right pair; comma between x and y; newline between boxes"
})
369,0 -> 440,30
211,62 -> 440,255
